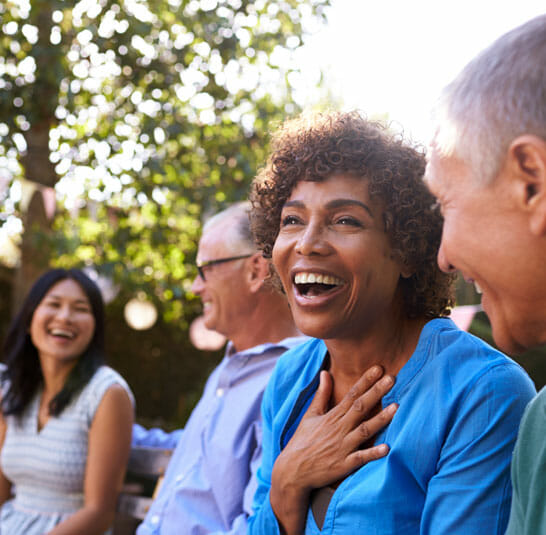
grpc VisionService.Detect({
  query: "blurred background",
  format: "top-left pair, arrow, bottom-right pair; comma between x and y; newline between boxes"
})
1,0 -> 544,430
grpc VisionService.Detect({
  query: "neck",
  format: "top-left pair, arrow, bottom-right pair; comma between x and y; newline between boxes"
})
325,315 -> 427,405
229,293 -> 300,353
39,355 -> 78,400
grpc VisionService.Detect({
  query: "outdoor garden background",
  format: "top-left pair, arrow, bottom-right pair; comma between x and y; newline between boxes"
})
1,0 -> 544,431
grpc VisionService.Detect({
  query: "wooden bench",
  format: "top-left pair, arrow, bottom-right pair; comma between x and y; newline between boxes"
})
113,446 -> 173,535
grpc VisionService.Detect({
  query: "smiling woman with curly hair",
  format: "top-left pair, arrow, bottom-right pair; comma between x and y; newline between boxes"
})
247,111 -> 535,535
251,111 -> 453,319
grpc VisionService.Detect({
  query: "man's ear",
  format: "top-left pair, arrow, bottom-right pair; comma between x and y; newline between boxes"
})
246,253 -> 270,293
508,135 -> 546,236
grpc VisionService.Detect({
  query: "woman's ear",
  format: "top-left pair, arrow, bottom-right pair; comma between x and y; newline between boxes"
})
246,253 -> 270,293
392,251 -> 413,279
509,135 -> 546,236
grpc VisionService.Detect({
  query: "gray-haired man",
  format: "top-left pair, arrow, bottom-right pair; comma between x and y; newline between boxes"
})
134,202 -> 304,534
424,15 -> 546,535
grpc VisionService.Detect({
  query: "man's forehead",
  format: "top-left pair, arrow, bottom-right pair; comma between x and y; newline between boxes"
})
197,232 -> 226,259
197,219 -> 237,259
423,145 -> 442,194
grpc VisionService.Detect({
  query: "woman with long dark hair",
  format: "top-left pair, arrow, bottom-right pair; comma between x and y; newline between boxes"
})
0,269 -> 134,534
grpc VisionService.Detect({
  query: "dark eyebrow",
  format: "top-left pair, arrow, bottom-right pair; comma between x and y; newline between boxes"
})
47,294 -> 90,305
283,198 -> 373,217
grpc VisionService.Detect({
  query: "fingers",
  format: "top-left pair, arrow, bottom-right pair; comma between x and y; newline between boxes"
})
345,402 -> 398,448
332,368 -> 394,430
346,374 -> 395,424
341,404 -> 397,475
335,365 -> 385,414
304,370 -> 333,417
343,442 -> 390,474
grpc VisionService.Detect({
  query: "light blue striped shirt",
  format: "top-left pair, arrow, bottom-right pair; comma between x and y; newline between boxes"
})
135,336 -> 307,535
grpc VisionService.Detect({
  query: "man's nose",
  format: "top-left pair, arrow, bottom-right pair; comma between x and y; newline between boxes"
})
191,273 -> 204,294
437,242 -> 457,273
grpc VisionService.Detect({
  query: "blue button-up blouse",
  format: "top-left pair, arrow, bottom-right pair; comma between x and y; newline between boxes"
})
249,319 -> 536,535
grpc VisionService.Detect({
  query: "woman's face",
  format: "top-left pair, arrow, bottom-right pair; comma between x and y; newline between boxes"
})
272,173 -> 406,341
30,278 -> 96,364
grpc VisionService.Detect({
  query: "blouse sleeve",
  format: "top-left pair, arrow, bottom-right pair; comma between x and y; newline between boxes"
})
420,363 -> 536,535
247,371 -> 282,535
82,367 -> 135,427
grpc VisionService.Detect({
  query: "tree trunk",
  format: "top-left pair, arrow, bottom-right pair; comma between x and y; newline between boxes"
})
12,189 -> 54,312
12,0 -> 59,310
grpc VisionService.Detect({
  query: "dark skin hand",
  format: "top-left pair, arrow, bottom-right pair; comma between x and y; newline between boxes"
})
270,365 -> 397,535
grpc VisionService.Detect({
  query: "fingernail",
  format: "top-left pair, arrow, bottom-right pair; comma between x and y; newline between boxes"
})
370,365 -> 382,377
387,403 -> 398,414
381,376 -> 393,387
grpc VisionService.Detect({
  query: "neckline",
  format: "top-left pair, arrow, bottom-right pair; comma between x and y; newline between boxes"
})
33,387 -> 52,434
315,318 -> 453,405
382,317 -> 452,403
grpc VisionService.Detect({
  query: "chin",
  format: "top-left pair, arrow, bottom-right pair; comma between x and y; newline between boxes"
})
293,316 -> 339,341
490,318 -> 531,356
487,299 -> 545,355
203,318 -> 216,332
200,310 -> 214,329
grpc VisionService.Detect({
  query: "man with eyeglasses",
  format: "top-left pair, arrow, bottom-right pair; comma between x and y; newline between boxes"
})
134,201 -> 304,535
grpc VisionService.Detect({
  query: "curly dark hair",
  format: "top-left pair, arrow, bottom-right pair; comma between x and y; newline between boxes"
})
250,111 -> 455,319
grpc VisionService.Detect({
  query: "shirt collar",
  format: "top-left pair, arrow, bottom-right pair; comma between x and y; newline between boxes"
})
225,335 -> 309,359
305,318 -> 452,405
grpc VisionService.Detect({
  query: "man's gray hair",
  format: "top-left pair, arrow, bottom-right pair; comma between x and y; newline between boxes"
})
433,14 -> 546,184
202,201 -> 256,253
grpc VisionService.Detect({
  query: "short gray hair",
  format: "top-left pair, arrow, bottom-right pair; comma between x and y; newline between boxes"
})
202,201 -> 255,253
433,15 -> 546,184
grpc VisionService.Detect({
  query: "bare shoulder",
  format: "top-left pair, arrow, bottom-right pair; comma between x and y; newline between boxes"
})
92,383 -> 134,429
101,382 -> 133,404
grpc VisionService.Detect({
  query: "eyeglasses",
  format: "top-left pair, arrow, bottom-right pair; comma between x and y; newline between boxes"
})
196,254 -> 253,281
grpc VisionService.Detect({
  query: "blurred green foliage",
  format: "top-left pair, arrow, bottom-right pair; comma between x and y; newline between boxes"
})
0,0 -> 330,324
0,0 -> 330,425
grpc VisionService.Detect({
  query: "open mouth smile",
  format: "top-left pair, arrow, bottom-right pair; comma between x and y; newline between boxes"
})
293,271 -> 345,298
48,328 -> 76,340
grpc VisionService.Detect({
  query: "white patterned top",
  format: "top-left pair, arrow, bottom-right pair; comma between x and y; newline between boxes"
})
0,366 -> 133,535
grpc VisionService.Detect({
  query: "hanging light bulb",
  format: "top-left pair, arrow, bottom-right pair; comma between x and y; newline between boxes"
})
124,292 -> 158,330
189,315 -> 226,351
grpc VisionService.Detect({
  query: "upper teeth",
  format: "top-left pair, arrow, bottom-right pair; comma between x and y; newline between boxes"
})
50,329 -> 74,338
294,272 -> 344,285
474,282 -> 483,294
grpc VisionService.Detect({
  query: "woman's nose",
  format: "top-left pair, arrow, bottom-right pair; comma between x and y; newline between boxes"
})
294,223 -> 330,256
56,304 -> 72,321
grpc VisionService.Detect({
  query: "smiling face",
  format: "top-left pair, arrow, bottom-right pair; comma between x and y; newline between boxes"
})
29,278 -> 96,364
272,173 -> 407,341
425,146 -> 546,353
190,216 -> 254,338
